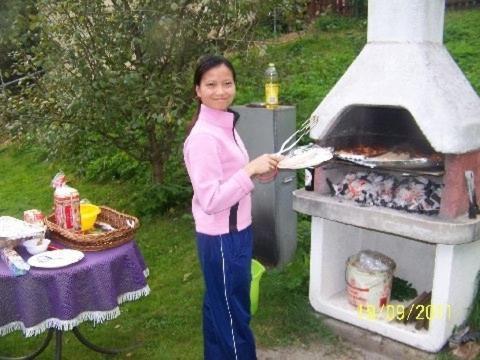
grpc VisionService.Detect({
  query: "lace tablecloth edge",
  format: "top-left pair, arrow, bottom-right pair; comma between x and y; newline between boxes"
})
0,280 -> 151,338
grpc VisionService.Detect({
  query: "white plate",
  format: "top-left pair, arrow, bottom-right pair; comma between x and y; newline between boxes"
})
278,145 -> 333,169
28,249 -> 85,269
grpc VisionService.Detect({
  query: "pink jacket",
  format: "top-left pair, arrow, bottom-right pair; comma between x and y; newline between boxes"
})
183,104 -> 254,235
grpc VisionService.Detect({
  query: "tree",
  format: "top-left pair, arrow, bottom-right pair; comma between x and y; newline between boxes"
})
1,0 -> 264,184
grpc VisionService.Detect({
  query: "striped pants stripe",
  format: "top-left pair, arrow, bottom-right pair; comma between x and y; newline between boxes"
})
196,226 -> 257,360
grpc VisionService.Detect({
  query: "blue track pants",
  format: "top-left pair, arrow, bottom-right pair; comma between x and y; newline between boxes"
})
196,226 -> 257,360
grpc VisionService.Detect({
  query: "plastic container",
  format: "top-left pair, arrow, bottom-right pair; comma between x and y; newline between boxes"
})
346,250 -> 396,310
23,239 -> 51,255
1,248 -> 30,276
23,209 -> 45,227
52,173 -> 81,232
264,63 -> 279,109
250,259 -> 266,315
80,204 -> 101,232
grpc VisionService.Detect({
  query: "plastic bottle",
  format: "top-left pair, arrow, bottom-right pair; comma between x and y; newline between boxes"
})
264,63 -> 279,109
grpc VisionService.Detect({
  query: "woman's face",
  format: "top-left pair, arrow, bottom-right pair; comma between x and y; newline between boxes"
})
196,64 -> 236,111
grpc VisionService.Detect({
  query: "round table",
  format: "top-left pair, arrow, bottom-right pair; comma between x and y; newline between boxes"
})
0,240 -> 150,359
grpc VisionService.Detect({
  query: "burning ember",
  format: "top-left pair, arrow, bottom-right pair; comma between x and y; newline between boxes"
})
330,172 -> 443,214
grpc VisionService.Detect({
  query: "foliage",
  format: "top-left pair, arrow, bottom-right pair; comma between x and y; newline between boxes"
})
350,0 -> 367,18
251,0 -> 309,38
82,151 -> 144,182
0,0 -> 270,189
271,0 -> 312,33
278,215 -> 311,293
468,271 -> 480,330
315,12 -> 367,31
0,0 -> 39,85
391,277 -> 418,302
0,1 -> 40,144
254,0 -> 367,38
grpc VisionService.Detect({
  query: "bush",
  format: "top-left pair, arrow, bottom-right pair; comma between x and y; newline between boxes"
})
315,13 -> 366,32
1,0 -> 269,209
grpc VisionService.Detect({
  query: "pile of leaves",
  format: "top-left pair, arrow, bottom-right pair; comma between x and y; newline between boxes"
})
390,276 -> 418,302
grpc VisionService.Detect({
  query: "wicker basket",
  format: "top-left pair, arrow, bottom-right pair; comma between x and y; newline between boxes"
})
45,206 -> 139,251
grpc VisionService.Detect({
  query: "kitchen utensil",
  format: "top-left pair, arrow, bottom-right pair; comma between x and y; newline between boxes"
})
464,170 -> 479,219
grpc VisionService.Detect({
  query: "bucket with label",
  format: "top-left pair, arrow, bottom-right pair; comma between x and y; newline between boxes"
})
346,250 -> 396,310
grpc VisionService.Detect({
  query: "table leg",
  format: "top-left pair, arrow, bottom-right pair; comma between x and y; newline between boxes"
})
54,330 -> 62,360
0,329 -> 53,360
1,327 -> 141,359
72,327 -> 138,355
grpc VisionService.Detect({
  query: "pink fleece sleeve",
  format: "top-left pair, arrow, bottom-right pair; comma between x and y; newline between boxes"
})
184,133 -> 254,215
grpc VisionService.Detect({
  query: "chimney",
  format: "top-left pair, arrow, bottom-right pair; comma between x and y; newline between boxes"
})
310,0 -> 480,154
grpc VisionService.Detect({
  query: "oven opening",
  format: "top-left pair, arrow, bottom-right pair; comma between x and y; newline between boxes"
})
317,105 -> 438,157
313,105 -> 447,216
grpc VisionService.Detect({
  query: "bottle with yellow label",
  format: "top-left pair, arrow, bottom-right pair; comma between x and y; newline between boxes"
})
264,63 -> 279,109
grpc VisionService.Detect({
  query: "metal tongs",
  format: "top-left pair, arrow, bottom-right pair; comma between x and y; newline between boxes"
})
464,170 -> 479,219
276,115 -> 320,155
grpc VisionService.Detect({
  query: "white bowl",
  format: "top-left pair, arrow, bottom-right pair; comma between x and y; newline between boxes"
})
23,238 -> 51,255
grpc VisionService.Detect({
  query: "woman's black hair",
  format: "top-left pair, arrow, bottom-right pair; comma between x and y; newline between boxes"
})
186,54 -> 238,136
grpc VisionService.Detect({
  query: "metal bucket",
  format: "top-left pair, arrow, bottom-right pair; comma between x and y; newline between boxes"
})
346,250 -> 396,310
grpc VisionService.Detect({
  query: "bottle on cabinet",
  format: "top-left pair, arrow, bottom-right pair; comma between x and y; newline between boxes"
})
264,63 -> 279,109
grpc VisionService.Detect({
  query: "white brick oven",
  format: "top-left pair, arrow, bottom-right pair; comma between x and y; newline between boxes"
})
293,0 -> 480,352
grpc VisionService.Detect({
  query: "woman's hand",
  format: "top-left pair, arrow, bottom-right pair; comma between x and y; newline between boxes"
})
255,169 -> 278,183
244,154 -> 283,178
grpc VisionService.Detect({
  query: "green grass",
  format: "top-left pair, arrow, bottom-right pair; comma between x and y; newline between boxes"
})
445,9 -> 480,93
0,145 -> 331,359
1,7 -> 480,359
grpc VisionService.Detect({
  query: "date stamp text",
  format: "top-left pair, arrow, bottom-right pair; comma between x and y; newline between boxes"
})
357,303 -> 452,321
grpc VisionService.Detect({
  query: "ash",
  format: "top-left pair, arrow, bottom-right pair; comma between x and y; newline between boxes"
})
332,172 -> 442,215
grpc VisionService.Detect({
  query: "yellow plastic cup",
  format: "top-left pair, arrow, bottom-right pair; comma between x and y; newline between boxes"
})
250,259 -> 266,315
80,204 -> 101,232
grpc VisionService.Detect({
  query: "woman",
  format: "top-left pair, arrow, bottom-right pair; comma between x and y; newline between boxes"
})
183,54 -> 281,359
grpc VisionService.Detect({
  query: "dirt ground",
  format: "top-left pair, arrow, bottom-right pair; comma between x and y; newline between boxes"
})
255,316 -> 442,360
257,340 -> 390,360
258,341 -> 480,360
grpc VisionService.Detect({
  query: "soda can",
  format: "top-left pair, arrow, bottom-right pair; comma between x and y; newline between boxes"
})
23,209 -> 45,226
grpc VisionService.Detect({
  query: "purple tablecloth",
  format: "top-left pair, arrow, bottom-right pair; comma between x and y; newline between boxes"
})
0,241 -> 150,337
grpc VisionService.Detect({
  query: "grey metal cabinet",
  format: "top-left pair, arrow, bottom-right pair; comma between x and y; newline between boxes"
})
233,105 -> 297,268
